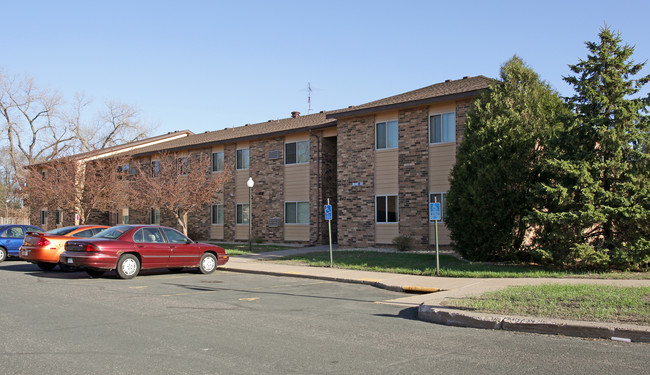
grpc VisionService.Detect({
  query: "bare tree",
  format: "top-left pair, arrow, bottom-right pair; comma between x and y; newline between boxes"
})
130,151 -> 232,235
66,94 -> 153,153
22,156 -> 132,225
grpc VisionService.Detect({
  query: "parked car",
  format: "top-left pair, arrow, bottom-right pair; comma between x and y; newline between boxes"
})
20,225 -> 110,271
60,225 -> 229,279
0,224 -> 46,263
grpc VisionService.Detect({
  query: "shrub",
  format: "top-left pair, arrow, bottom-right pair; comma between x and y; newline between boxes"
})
392,235 -> 413,252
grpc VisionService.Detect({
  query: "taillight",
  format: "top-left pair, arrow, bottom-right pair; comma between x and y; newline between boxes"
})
84,244 -> 100,252
37,238 -> 50,247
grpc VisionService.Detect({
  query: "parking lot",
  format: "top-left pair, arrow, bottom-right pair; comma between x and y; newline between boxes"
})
1,260 -> 648,374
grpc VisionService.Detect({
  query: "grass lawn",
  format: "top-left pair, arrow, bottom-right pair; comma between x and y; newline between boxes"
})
443,284 -> 650,325
211,243 -> 292,255
272,251 -> 649,279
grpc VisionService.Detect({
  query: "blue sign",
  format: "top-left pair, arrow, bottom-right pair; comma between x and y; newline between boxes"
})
429,203 -> 441,221
324,205 -> 332,221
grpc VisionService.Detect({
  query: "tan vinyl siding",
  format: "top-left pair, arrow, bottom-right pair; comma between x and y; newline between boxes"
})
235,225 -> 249,240
211,145 -> 224,153
284,164 -> 309,200
375,149 -> 398,194
284,132 -> 309,143
376,223 -> 399,244
428,143 -> 455,191
210,225 -> 224,240
322,127 -> 337,137
235,171 -> 250,201
375,110 -> 398,123
285,225 -> 309,241
429,223 -> 451,246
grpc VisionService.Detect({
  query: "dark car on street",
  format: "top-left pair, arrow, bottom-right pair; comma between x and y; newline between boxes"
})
0,224 -> 45,262
60,225 -> 229,279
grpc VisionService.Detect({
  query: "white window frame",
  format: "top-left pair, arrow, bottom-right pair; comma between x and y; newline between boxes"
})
285,140 -> 310,165
151,160 -> 161,177
375,195 -> 399,223
236,149 -> 250,170
284,201 -> 309,224
40,209 -> 48,225
429,112 -> 456,144
375,120 -> 398,150
236,203 -> 250,224
429,192 -> 448,223
212,151 -> 224,172
211,204 -> 224,225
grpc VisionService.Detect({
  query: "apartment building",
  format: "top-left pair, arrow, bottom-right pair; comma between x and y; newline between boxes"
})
30,76 -> 493,248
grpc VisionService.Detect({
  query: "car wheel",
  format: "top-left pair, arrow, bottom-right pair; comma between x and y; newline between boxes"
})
0,247 -> 6,263
59,263 -> 78,272
86,269 -> 106,278
37,262 -> 57,271
199,253 -> 217,274
117,254 -> 140,279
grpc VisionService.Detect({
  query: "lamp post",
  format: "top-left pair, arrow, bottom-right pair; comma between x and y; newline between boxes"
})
247,177 -> 254,252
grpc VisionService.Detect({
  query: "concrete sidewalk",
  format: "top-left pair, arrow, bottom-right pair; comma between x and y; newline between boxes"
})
220,247 -> 650,343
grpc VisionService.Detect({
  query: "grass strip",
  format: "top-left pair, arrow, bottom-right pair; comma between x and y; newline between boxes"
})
211,243 -> 292,255
272,251 -> 649,279
443,284 -> 650,325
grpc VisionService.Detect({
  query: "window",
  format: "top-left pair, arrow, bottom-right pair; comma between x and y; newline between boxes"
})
1,226 -> 24,238
212,152 -> 224,172
285,141 -> 309,164
429,112 -> 455,144
376,195 -> 398,223
134,227 -> 165,243
285,202 -> 309,224
430,193 -> 448,222
211,205 -> 224,225
40,210 -> 48,225
162,227 -> 190,244
376,120 -> 398,149
76,229 -> 96,238
55,210 -> 62,225
236,149 -> 249,170
151,160 -> 161,177
177,157 -> 189,175
150,208 -> 160,225
236,204 -> 250,224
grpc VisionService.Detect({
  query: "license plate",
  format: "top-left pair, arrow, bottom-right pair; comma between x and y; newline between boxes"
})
67,258 -> 74,264
22,250 -> 29,256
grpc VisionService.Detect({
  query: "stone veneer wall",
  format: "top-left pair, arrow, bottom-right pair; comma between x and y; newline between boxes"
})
336,116 -> 375,247
398,106 -> 431,248
222,144 -> 237,241
250,137 -> 285,242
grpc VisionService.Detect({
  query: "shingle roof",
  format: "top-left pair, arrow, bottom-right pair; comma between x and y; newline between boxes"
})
327,75 -> 494,118
69,76 -> 493,158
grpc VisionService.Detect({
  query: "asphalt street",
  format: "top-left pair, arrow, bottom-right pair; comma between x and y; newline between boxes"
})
1,260 -> 648,374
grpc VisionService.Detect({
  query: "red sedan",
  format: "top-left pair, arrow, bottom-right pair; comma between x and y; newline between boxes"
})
60,225 -> 229,279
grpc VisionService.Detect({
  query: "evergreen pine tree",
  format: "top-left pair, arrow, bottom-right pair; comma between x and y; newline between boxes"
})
447,56 -> 569,261
533,26 -> 650,269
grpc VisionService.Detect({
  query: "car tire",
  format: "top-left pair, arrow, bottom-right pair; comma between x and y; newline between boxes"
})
37,262 -> 57,271
199,253 -> 217,274
86,269 -> 106,278
116,254 -> 140,279
0,247 -> 6,263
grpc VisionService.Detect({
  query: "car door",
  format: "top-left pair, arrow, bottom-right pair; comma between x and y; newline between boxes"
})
0,226 -> 25,256
132,227 -> 172,269
161,227 -> 200,267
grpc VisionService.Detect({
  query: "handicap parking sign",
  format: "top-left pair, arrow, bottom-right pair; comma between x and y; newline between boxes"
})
429,203 -> 441,221
324,205 -> 332,221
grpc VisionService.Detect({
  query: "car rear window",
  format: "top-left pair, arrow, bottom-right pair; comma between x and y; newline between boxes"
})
94,226 -> 130,239
47,227 -> 79,235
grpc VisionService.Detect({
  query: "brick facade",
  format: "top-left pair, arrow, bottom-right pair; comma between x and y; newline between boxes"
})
250,137 -> 285,242
336,116 -> 376,247
398,106 -> 431,248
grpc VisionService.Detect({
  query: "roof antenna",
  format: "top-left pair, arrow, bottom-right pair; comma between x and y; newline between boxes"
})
307,82 -> 312,114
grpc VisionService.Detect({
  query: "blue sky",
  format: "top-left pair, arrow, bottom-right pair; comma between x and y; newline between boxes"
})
4,0 -> 649,136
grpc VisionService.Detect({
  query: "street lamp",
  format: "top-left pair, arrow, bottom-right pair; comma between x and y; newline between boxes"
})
247,177 -> 254,252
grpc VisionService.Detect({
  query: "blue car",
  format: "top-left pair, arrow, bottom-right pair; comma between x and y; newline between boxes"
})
0,224 -> 45,262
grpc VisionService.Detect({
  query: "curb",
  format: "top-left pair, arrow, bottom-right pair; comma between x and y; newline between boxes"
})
418,305 -> 650,343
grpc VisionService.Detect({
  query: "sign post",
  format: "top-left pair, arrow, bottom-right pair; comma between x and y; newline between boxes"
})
324,199 -> 333,268
429,201 -> 441,276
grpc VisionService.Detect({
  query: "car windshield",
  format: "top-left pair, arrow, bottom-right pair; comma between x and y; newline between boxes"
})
47,227 -> 78,235
93,226 -> 130,239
